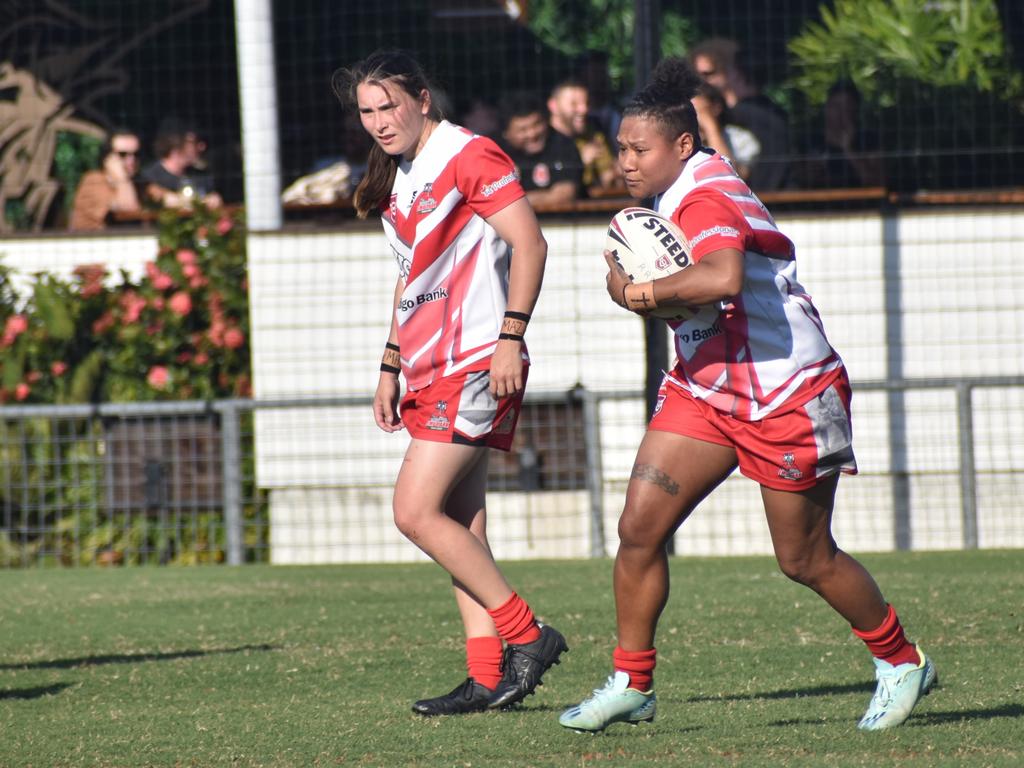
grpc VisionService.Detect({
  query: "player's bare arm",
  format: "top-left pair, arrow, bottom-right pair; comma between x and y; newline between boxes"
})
484,198 -> 547,398
373,276 -> 405,432
651,246 -> 744,307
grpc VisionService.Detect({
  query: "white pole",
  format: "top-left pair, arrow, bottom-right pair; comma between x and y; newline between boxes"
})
233,0 -> 282,231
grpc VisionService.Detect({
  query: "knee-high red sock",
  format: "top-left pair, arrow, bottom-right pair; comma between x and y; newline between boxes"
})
613,646 -> 657,692
486,592 -> 541,645
852,603 -> 919,666
466,636 -> 503,690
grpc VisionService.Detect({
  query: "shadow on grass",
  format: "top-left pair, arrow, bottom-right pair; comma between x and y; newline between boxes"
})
0,643 -> 279,671
0,682 -> 73,700
910,703 -> 1024,725
687,680 -> 874,703
768,703 -> 1024,728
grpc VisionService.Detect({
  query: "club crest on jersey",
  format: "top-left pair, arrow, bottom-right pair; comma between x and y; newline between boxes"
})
416,183 -> 437,214
388,193 -> 398,222
531,162 -> 551,188
426,400 -> 450,431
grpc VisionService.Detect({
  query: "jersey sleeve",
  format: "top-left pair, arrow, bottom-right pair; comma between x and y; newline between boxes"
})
674,186 -> 753,262
456,137 -> 525,218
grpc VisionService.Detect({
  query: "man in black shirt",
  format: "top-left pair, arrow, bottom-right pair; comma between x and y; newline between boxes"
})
496,91 -> 583,207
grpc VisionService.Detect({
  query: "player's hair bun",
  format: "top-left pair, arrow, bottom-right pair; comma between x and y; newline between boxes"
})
646,57 -> 702,106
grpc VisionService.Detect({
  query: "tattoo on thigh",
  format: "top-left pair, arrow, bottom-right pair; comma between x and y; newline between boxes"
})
631,463 -> 679,495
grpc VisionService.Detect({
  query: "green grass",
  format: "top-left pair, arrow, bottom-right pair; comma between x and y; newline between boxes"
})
1,550 -> 1022,767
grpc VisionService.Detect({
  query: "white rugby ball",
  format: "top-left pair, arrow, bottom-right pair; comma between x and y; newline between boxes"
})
605,206 -> 696,321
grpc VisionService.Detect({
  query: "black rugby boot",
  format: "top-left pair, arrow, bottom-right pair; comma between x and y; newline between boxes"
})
411,677 -> 493,716
488,624 -> 569,709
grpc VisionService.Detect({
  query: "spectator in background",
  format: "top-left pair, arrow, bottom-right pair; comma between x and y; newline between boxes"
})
496,90 -> 583,207
691,81 -> 759,172
579,51 -> 622,146
547,79 -> 621,194
140,119 -> 222,209
801,80 -> 885,189
460,97 -> 501,139
69,128 -> 142,230
691,38 -> 791,191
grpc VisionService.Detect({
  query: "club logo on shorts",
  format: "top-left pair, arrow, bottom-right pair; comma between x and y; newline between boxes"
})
426,400 -> 450,431
653,393 -> 666,416
494,407 -> 517,435
778,452 -> 804,481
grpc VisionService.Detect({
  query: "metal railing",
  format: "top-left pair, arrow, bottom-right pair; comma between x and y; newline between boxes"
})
1,375 -> 1021,567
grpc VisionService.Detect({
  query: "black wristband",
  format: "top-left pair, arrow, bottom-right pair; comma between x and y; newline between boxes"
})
498,333 -> 525,342
385,342 -> 399,352
379,363 -> 400,375
503,310 -> 531,322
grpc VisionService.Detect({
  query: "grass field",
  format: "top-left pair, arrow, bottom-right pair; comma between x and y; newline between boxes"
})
1,550 -> 1022,767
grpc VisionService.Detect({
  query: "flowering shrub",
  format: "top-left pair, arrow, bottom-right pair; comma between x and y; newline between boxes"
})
0,203 -> 250,403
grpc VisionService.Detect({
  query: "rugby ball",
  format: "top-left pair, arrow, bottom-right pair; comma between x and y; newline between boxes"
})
605,206 -> 696,320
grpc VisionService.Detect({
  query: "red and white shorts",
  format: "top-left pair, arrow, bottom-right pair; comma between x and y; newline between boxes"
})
649,375 -> 858,491
400,366 -> 528,452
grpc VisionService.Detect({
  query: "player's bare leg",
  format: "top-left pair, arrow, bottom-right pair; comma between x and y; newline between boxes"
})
761,476 -> 887,631
444,450 -> 500,639
614,431 -> 738,650
393,439 -> 514,608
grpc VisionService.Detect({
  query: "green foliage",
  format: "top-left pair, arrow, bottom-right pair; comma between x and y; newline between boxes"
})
789,0 -> 1024,107
53,131 -> 104,222
0,206 -> 258,567
524,0 -> 697,91
0,203 -> 250,404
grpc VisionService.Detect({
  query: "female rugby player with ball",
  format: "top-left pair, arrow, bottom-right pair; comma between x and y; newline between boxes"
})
335,50 -> 566,716
559,57 -> 934,733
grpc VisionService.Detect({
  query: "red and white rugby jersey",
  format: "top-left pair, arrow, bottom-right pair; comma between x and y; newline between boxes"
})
380,121 -> 527,391
656,149 -> 844,420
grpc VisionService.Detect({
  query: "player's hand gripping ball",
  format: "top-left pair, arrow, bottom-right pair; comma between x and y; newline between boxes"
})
605,207 -> 699,321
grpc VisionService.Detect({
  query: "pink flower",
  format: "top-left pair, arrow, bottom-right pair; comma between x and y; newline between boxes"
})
120,291 -> 147,324
208,320 -> 226,347
181,262 -> 200,280
168,292 -> 192,316
223,327 -> 245,350
176,350 -> 193,364
216,216 -> 233,236
145,261 -> 175,291
147,366 -> 170,389
189,275 -> 208,289
176,249 -> 198,266
150,296 -> 165,311
51,361 -> 68,377
92,312 -> 115,335
3,314 -> 28,345
196,226 -> 208,240
194,352 -> 210,365
26,370 -> 42,384
14,383 -> 30,401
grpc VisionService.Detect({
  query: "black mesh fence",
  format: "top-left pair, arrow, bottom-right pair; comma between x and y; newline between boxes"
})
2,1 -> 1023,232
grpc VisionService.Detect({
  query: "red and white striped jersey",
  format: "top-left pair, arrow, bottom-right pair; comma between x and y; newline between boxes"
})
656,149 -> 844,421
381,121 -> 526,391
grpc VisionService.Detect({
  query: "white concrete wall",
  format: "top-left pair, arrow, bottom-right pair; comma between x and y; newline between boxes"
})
5,207 -> 1021,562
245,209 -> 1024,562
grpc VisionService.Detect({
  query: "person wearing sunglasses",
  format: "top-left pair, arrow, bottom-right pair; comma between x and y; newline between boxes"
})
69,128 -> 143,231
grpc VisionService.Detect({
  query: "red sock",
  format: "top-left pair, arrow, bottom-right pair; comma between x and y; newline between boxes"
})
486,592 -> 541,645
852,604 -> 920,666
613,646 -> 657,692
466,636 -> 503,690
